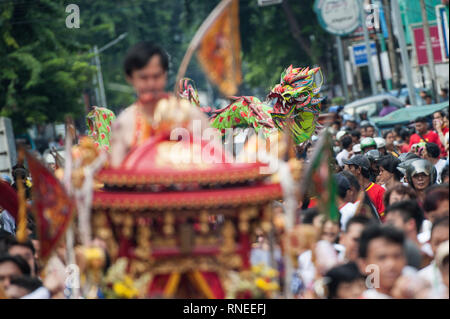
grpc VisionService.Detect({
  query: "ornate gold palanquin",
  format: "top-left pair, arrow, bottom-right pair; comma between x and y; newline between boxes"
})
91,133 -> 282,298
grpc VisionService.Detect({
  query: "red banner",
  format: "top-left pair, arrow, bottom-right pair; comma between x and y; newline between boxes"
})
0,180 -> 18,220
197,0 -> 242,96
413,25 -> 444,65
25,151 -> 75,264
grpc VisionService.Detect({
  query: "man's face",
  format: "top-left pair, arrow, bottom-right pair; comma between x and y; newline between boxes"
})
386,133 -> 395,145
415,122 -> 426,135
0,262 -> 23,291
336,279 -> 366,299
9,245 -> 35,277
341,223 -> 365,261
433,112 -> 447,130
362,146 -> 376,153
378,166 -> 392,185
430,225 -> 449,256
361,238 -> 406,293
388,191 -> 411,206
366,127 -> 375,138
360,127 -> 366,137
411,173 -> 430,191
5,284 -> 30,299
347,121 -> 356,130
322,220 -> 339,243
433,112 -> 443,122
385,212 -> 415,238
426,200 -> 449,223
345,164 -> 360,177
126,55 -> 167,104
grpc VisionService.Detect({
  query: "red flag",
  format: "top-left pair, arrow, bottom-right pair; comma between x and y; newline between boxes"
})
25,151 -> 75,264
0,180 -> 18,220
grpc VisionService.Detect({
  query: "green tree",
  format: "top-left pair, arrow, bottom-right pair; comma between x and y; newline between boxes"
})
0,0 -> 94,134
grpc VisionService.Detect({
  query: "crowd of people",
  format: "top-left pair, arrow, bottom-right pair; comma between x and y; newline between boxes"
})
0,40 -> 449,299
283,107 -> 449,298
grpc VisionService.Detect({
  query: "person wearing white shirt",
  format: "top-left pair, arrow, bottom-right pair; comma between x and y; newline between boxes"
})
334,172 -> 359,231
336,136 -> 353,168
423,142 -> 447,183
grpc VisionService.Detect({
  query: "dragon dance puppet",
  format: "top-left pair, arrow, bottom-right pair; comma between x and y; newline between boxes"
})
210,96 -> 275,138
178,77 -> 214,115
267,65 -> 324,146
177,66 -> 324,148
86,106 -> 116,151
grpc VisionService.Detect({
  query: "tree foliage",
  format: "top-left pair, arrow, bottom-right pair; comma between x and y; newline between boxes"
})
0,0 -> 334,133
0,0 -> 95,133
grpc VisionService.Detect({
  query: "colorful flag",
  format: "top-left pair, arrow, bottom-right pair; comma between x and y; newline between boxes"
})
196,0 -> 242,96
300,130 -> 339,222
25,150 -> 75,264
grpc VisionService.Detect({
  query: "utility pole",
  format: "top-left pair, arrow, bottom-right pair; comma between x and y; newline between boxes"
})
336,36 -> 349,103
374,0 -> 392,91
90,48 -> 100,106
361,0 -> 377,95
392,0 -> 417,106
92,32 -> 128,108
93,45 -> 107,108
419,0 -> 439,101
382,0 -> 400,88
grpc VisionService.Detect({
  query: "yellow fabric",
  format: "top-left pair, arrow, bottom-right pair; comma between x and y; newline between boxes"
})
163,272 -> 181,298
188,271 -> 216,299
16,177 -> 28,243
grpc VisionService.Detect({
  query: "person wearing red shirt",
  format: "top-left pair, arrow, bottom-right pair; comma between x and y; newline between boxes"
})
343,155 -> 385,221
433,111 -> 449,150
365,181 -> 386,221
409,117 -> 445,156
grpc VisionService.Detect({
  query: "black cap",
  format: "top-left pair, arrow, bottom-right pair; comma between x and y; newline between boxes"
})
343,155 -> 370,170
335,173 -> 351,192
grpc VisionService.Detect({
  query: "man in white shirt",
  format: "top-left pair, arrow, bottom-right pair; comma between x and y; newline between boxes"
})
335,172 -> 360,230
336,136 -> 353,168
424,142 -> 447,183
